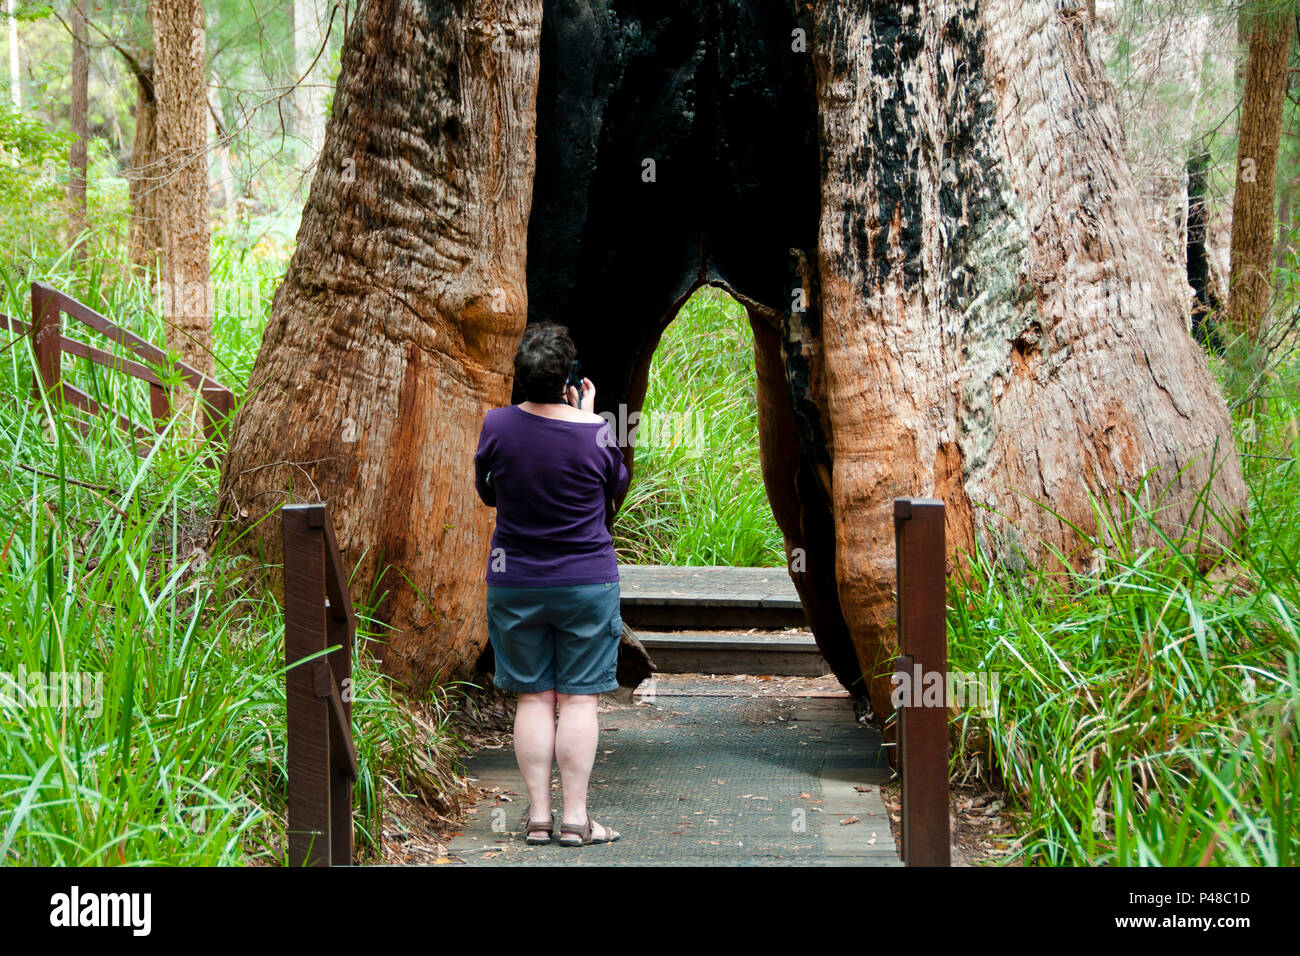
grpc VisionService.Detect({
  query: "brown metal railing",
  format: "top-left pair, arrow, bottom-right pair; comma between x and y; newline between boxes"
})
282,502 -> 358,867
893,497 -> 951,867
0,281 -> 234,454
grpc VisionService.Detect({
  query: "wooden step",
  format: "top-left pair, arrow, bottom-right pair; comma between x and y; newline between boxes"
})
617,564 -> 806,629
637,630 -> 828,677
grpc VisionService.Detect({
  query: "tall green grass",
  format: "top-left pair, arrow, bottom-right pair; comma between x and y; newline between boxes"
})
612,286 -> 784,567
0,256 -> 466,864
4,238 -> 1294,867
946,349 -> 1299,865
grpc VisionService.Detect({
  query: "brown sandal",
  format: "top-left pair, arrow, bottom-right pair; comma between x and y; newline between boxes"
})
524,811 -> 554,845
558,817 -> 620,847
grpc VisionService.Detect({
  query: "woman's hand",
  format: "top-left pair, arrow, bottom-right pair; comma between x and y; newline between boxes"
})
566,377 -> 596,413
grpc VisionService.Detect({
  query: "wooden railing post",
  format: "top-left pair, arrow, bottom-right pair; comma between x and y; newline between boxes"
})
282,502 -> 357,867
893,497 -> 951,867
319,505 -> 356,868
148,383 -> 171,429
200,384 -> 232,444
30,283 -> 61,402
200,385 -> 232,466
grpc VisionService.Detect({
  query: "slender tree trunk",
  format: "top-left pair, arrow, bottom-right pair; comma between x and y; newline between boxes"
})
68,1 -> 89,250
152,0 -> 214,411
1227,3 -> 1291,342
811,0 -> 1246,720
293,0 -> 327,167
1090,3 -> 1220,329
212,113 -> 235,236
7,0 -> 20,110
205,4 -> 233,236
1276,177 -> 1294,276
207,91 -> 235,236
126,57 -> 163,272
216,0 -> 543,695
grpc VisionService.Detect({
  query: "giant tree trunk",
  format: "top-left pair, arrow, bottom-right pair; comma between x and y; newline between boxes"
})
153,0 -> 214,397
216,0 -> 542,694
217,0 -> 1245,719
812,0 -> 1246,720
1227,2 -> 1291,342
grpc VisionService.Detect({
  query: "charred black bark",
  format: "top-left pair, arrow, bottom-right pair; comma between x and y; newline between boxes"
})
780,247 -> 865,699
1187,149 -> 1224,355
525,0 -> 820,396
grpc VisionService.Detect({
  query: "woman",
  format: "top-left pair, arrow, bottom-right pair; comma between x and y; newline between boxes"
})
473,322 -> 630,847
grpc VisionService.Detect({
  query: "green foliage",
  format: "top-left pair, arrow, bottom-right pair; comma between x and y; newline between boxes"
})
611,286 -> 785,567
0,262 -> 466,865
944,345 -> 1300,865
0,98 -> 69,257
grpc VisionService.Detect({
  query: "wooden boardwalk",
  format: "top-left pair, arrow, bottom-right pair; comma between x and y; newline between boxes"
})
439,566 -> 903,865
445,674 -> 898,867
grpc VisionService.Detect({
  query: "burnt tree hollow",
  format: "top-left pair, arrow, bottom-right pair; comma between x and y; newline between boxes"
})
521,1 -> 865,697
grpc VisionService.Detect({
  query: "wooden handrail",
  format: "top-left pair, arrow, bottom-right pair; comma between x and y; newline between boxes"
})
0,283 -> 237,457
59,337 -> 167,387
32,281 -> 219,391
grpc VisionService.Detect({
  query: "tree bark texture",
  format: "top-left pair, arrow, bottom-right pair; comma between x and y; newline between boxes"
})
153,0 -> 215,393
1228,2 -> 1291,341
812,0 -> 1246,719
216,0 -> 542,695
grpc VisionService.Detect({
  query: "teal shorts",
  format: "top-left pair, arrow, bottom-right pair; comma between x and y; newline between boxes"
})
485,581 -> 622,695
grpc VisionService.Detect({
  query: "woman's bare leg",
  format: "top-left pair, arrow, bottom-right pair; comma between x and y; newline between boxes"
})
514,689 -> 557,838
556,692 -> 618,840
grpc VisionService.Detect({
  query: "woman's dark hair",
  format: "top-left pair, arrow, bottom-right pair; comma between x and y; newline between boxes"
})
514,322 -> 576,402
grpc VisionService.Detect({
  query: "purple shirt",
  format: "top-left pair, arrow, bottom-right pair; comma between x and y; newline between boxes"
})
474,404 -> 629,586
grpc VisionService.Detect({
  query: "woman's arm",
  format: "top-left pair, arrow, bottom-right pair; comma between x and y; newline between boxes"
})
603,443 -> 629,513
473,417 -> 496,507
607,451 -> 629,504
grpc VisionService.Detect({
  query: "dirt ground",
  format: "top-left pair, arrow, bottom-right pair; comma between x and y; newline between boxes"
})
878,781 -> 1020,866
